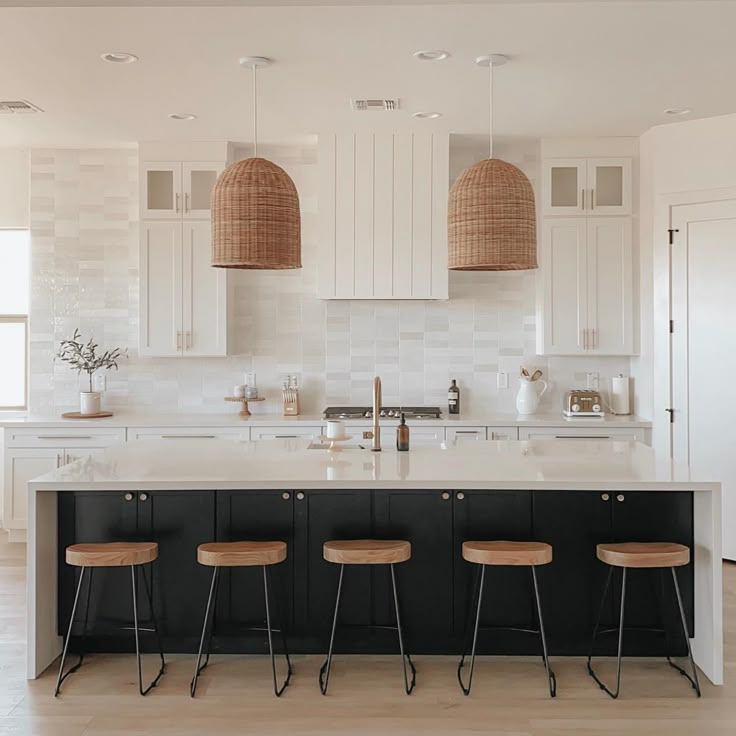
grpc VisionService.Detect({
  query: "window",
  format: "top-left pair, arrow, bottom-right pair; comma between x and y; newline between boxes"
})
0,230 -> 30,410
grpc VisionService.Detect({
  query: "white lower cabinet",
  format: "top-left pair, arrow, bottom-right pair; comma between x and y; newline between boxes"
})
128,427 -> 247,441
447,427 -> 487,442
487,427 -> 519,441
519,427 -> 644,443
250,427 -> 323,441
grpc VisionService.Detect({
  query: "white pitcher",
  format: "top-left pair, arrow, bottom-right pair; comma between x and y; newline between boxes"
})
515,377 -> 547,415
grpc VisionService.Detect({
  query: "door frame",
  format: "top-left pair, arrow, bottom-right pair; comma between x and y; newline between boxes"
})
653,186 -> 736,458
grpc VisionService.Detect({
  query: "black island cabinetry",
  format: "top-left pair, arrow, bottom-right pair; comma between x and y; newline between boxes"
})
58,489 -> 694,657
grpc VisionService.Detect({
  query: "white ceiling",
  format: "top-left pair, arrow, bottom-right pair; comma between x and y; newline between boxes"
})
0,2 -> 734,147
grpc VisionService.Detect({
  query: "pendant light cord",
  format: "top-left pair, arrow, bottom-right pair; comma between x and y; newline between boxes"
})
253,63 -> 258,158
489,60 -> 494,160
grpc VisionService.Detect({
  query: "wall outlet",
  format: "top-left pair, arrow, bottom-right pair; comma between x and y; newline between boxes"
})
586,372 -> 600,390
497,372 -> 508,389
93,373 -> 106,392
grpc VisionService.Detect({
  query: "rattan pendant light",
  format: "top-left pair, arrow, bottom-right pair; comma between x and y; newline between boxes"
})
212,57 -> 301,269
448,54 -> 537,271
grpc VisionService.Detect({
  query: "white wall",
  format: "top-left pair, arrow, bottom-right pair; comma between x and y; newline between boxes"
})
638,113 -> 736,452
0,148 -> 28,227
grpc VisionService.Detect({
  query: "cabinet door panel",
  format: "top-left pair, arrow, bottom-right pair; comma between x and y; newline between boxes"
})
4,449 -> 59,529
411,133 -> 433,298
57,492 -> 138,635
215,491 -> 295,633
542,159 -> 586,216
182,162 -> 224,219
538,218 -> 587,355
141,491 -> 215,639
587,218 -> 633,354
294,491 -> 373,641
588,158 -> 632,215
533,491 -> 613,653
182,221 -> 227,356
334,134 -> 356,299
611,491 -> 694,652
454,491 -> 534,650
141,162 -> 181,219
140,221 -> 182,356
374,490 -> 453,648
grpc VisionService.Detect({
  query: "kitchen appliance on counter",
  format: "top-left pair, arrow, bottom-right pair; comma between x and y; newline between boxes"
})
563,390 -> 605,417
324,406 -> 443,420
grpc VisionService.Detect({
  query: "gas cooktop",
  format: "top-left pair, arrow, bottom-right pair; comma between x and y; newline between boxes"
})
324,406 -> 443,420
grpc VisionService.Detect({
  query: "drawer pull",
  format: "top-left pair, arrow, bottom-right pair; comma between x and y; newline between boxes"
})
124,493 -> 134,502
159,434 -> 216,439
38,435 -> 93,440
282,492 -> 290,500
554,435 -> 610,440
274,435 -> 299,439
296,492 -> 305,501
601,493 -> 610,501
456,492 -> 465,500
140,493 -> 149,502
441,492 -> 450,500
456,431 -> 479,434
616,494 -> 625,502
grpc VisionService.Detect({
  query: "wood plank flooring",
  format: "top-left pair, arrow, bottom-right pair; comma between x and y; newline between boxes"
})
1,536 -> 735,735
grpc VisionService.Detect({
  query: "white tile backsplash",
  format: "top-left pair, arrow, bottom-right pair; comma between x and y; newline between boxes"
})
29,142 -> 630,417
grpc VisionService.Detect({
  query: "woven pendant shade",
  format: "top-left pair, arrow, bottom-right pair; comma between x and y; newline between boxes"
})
211,157 -> 301,269
448,158 -> 537,271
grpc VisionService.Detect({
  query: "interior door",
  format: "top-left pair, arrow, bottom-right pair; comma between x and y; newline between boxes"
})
182,220 -> 227,356
671,199 -> 736,559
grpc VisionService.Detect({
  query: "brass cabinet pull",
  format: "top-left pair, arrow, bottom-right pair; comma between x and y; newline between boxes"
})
184,192 -> 189,213
581,188 -> 585,210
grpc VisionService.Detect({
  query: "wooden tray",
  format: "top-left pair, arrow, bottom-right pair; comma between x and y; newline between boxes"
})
61,411 -> 114,419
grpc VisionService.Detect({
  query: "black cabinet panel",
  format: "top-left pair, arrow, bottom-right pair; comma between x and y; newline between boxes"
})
294,491 -> 373,646
533,491 -> 613,653
374,490 -> 454,649
140,491 -> 215,640
453,491 -> 534,650
214,490 -> 294,635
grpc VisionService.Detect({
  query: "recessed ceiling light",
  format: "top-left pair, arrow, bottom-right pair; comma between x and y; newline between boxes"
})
412,111 -> 442,119
413,50 -> 450,62
664,107 -> 691,116
101,52 -> 138,64
168,113 -> 197,121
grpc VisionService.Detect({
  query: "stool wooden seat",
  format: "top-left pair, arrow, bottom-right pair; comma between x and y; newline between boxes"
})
462,541 -> 552,567
197,541 -> 287,567
323,539 -> 411,565
596,542 -> 689,569
66,542 -> 158,568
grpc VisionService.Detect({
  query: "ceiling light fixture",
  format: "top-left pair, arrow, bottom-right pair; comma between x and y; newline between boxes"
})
211,56 -> 301,270
412,111 -> 442,119
413,50 -> 450,62
168,113 -> 197,121
664,107 -> 691,116
448,53 -> 537,272
101,52 -> 138,64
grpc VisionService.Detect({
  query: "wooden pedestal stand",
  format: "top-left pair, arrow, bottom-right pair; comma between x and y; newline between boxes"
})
224,396 -> 265,418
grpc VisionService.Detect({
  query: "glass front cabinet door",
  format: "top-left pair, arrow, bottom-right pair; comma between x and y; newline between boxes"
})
542,157 -> 631,217
141,161 -> 224,219
182,162 -> 225,219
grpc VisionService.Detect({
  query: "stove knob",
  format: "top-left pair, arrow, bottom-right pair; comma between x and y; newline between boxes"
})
380,410 -> 387,417
364,411 -> 372,418
571,403 -> 580,412
592,404 -> 601,413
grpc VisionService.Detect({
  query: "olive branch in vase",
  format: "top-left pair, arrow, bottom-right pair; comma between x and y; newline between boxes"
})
55,329 -> 127,392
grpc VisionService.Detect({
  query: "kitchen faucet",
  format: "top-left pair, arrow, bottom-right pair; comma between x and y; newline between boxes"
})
362,376 -> 382,451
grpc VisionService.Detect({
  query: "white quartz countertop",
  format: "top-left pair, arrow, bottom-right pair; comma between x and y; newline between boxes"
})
0,411 -> 651,429
28,439 -> 715,493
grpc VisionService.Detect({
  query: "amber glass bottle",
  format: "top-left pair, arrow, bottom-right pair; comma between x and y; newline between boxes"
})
396,413 -> 410,451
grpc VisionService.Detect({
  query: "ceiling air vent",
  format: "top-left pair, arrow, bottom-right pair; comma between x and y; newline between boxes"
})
351,98 -> 400,112
0,100 -> 43,114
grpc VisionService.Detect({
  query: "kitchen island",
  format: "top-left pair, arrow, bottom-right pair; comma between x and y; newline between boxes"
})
26,439 -> 722,684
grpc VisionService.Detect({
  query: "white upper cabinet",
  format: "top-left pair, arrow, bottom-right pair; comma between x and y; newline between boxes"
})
140,221 -> 227,357
319,132 -> 449,299
538,217 -> 633,355
141,161 -> 224,219
542,157 -> 631,216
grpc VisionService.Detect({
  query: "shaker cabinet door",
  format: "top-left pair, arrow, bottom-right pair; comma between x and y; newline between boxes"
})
182,162 -> 224,219
587,158 -> 632,215
141,162 -> 182,219
542,158 -> 586,216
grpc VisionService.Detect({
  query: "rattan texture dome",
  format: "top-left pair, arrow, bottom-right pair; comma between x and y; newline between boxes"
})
212,157 -> 301,269
448,158 -> 537,271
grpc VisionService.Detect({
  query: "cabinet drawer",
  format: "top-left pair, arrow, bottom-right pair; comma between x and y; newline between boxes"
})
5,427 -> 126,448
446,427 -> 487,442
519,427 -> 642,442
487,426 -> 519,441
250,427 -> 322,441
128,427 -> 247,441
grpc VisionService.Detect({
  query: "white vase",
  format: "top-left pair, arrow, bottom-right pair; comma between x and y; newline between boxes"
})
80,391 -> 101,415
515,378 -> 547,415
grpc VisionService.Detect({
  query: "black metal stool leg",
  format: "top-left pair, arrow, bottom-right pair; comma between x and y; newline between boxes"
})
131,565 -> 164,696
587,566 -> 626,698
531,566 -> 557,698
457,564 -> 485,696
390,563 -> 416,695
667,567 -> 701,696
55,566 -> 87,696
191,566 -> 219,698
140,563 -> 166,680
263,565 -> 292,696
319,563 -> 344,695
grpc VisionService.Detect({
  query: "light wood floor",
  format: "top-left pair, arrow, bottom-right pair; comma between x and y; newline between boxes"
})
2,537 -> 735,735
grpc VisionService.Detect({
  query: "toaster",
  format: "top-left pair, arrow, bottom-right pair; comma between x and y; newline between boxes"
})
563,390 -> 605,417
